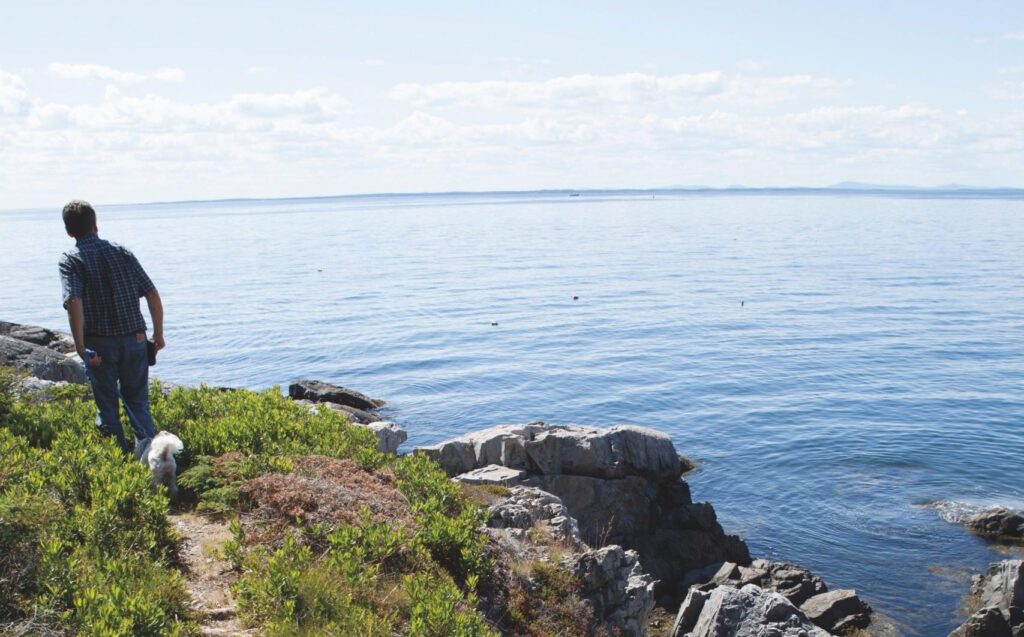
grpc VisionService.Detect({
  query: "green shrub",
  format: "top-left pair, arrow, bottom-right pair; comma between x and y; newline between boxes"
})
0,366 -> 14,428
406,572 -> 493,637
150,384 -> 384,471
0,393 -> 191,634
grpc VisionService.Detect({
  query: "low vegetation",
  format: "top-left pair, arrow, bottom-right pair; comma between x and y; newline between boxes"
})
0,369 -> 601,636
0,372 -> 491,636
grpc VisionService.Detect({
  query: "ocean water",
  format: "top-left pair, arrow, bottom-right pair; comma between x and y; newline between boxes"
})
3,191 -> 1024,635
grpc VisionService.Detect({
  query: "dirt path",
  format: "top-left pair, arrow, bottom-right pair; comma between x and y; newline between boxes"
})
169,512 -> 255,637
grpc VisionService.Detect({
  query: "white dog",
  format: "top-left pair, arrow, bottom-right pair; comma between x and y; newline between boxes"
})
134,431 -> 184,499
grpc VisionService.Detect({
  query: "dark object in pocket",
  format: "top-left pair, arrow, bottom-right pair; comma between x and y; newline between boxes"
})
147,339 -> 157,366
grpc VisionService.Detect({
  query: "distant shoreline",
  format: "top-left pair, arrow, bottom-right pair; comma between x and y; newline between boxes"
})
4,184 -> 1024,215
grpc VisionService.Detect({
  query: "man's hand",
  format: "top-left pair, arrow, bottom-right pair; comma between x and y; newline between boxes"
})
79,349 -> 103,368
153,333 -> 165,351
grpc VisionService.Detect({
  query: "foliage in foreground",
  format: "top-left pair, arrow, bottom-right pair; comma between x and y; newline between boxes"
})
0,370 -> 190,636
1,370 -> 496,636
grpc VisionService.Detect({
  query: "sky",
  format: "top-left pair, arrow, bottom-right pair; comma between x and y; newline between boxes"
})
1,1 -> 1023,208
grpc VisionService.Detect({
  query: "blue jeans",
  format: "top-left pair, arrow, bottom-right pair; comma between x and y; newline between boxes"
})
84,332 -> 156,452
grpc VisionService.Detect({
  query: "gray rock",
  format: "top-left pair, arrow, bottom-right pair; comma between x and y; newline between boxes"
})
525,473 -> 659,546
800,589 -> 872,634
317,400 -> 381,424
13,376 -> 71,403
570,544 -> 656,637
288,379 -> 383,411
0,335 -> 86,383
524,424 -> 681,481
674,584 -> 830,637
421,422 -> 750,605
0,321 -> 76,353
455,464 -> 527,486
294,400 -> 405,454
967,509 -> 1024,542
672,587 -> 711,637
487,486 -> 582,547
748,559 -> 829,607
367,421 -> 407,454
975,560 -> 1024,619
415,421 -> 681,481
950,607 -> 1014,637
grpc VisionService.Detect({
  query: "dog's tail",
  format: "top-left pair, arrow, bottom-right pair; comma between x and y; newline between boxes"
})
151,431 -> 184,462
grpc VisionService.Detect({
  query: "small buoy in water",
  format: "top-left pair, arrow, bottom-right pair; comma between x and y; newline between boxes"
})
741,301 -> 745,307
317,269 -> 323,272
573,295 -> 579,301
491,321 -> 498,326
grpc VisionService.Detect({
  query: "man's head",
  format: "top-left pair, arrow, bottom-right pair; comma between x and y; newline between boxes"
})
62,200 -> 97,238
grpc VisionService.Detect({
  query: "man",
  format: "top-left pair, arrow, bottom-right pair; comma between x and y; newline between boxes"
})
59,200 -> 165,452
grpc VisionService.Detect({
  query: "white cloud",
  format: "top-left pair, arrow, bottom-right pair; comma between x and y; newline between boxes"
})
1003,31 -> 1024,41
0,69 -> 30,116
49,63 -> 185,84
0,66 -> 1021,207
988,80 -> 1024,101
391,72 -> 728,108
390,71 -> 850,110
153,67 -> 185,82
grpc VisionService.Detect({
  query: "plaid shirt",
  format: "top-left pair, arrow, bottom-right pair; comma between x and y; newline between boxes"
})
59,234 -> 156,336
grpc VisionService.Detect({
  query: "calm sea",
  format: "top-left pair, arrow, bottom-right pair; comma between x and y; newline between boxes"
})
3,191 -> 1023,635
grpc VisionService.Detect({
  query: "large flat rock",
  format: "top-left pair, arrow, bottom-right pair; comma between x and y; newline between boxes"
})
288,379 -> 383,412
415,421 -> 681,482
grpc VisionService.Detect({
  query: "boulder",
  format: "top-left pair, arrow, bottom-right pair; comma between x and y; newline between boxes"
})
288,379 -> 383,412
967,509 -> 1024,542
0,335 -> 86,383
415,421 -> 681,481
420,422 -> 750,604
0,321 -> 76,353
366,421 -> 407,454
570,545 -> 656,637
800,589 -> 872,634
671,584 -> 830,637
949,607 -> 1013,637
455,465 -> 527,486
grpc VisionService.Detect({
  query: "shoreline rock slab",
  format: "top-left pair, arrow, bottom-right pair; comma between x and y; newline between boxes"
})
416,421 -> 681,481
0,320 -> 76,353
966,508 -> 1024,542
0,334 -> 86,383
288,379 -> 383,412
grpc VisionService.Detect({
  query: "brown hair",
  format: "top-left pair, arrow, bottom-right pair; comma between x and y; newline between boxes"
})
62,200 -> 97,238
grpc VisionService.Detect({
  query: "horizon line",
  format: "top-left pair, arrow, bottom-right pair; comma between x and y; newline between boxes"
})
6,183 -> 1024,213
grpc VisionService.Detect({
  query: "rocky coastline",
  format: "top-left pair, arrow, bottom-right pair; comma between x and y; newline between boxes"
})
2,318 -> 1020,637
